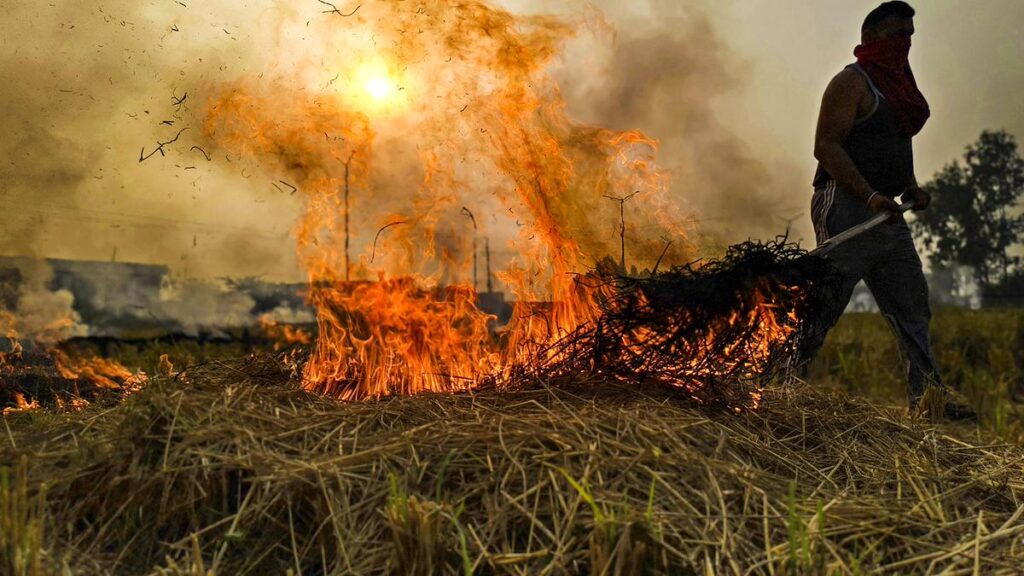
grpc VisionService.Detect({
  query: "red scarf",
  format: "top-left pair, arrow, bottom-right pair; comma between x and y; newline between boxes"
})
854,36 -> 930,137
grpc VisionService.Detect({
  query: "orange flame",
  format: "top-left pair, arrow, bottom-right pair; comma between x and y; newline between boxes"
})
2,393 -> 39,416
200,1 -> 795,402
259,316 -> 313,350
51,349 -> 146,392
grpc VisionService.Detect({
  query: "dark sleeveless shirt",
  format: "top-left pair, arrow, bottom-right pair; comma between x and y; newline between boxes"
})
813,63 -> 915,198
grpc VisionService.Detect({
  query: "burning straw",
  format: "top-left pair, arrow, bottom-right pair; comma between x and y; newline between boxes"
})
504,238 -> 841,410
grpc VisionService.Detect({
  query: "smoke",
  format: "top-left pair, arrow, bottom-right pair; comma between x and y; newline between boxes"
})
154,279 -> 258,338
547,3 -> 795,247
0,0 -> 303,280
2,0 -> 800,285
0,255 -> 314,341
0,260 -> 88,345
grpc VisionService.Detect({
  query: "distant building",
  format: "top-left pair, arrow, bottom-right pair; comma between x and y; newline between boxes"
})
929,266 -> 982,310
844,265 -> 982,313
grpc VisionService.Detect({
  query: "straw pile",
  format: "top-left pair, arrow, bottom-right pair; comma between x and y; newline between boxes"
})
513,240 -> 840,409
3,354 -> 1022,575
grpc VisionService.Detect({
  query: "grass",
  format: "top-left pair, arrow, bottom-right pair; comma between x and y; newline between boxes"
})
2,309 -> 1022,574
2,352 -> 1023,574
810,308 -> 1024,441
0,456 -> 46,576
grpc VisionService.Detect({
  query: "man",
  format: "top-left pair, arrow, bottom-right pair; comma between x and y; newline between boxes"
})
808,1 -> 972,418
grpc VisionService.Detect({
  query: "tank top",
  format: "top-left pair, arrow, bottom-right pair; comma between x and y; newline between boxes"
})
812,63 -> 915,198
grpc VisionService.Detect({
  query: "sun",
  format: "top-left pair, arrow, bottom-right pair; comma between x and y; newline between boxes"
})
348,60 -> 405,112
365,75 -> 394,102
341,59 -> 410,115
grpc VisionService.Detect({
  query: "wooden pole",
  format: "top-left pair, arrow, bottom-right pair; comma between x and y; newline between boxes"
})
461,207 -> 478,291
603,191 -> 641,272
343,152 -> 354,283
485,237 -> 493,294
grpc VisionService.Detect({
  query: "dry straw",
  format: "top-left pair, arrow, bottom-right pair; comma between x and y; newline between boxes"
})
2,354 -> 1022,575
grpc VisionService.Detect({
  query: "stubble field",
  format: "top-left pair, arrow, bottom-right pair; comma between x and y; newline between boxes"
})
2,310 -> 1022,575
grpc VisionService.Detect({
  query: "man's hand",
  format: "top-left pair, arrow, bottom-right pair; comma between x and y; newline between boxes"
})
867,192 -> 901,215
902,185 -> 931,211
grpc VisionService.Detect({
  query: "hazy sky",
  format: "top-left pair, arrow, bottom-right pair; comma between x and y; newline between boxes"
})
714,0 -> 1024,199
530,0 -> 1024,229
1,0 -> 1020,279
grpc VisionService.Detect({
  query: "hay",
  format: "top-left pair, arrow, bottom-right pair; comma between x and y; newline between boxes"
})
3,355 -> 1022,575
511,240 -> 841,409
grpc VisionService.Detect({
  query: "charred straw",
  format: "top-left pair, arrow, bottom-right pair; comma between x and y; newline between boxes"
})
504,238 -> 843,409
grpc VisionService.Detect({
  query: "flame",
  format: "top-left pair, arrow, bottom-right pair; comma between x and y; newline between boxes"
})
2,273 -> 146,411
304,280 -> 496,399
260,315 -> 313,350
157,354 -> 177,377
200,1 -> 800,404
51,349 -> 146,392
2,393 -> 39,416
54,395 -> 90,412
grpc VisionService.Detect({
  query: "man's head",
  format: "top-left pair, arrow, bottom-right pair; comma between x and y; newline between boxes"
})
862,1 -> 915,44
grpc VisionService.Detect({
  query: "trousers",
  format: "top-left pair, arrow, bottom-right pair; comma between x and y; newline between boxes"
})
806,182 -> 940,403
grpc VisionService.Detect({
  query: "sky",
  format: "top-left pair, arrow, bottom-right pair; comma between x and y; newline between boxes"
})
713,0 -> 1024,201
1,0 -> 1021,280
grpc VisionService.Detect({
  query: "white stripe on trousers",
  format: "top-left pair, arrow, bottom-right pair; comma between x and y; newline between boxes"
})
812,181 -> 835,244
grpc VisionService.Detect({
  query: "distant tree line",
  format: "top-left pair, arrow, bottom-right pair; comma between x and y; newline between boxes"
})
914,130 -> 1024,304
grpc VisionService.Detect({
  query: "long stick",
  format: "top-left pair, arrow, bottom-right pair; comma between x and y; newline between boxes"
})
811,202 -> 914,257
485,237 -> 493,294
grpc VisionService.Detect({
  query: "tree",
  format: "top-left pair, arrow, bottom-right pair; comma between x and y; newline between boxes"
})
914,130 -> 1024,291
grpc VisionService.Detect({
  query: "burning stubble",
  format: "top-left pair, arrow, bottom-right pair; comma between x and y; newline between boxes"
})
198,1 -> 701,398
195,0 -> 813,402
1,0 -> 819,402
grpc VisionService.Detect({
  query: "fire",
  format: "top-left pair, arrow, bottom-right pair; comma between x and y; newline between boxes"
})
259,315 -> 313,350
199,1 -> 800,405
52,349 -> 145,391
2,393 -> 38,416
304,280 -> 496,399
1,307 -> 146,412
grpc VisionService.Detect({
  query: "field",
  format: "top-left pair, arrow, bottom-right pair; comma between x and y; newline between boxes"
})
812,309 -> 1024,443
2,310 -> 1023,575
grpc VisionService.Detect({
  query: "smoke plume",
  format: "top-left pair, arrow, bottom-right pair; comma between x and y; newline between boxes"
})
2,0 -> 800,283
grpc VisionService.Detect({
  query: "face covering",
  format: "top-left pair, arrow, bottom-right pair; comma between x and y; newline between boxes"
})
854,36 -> 931,137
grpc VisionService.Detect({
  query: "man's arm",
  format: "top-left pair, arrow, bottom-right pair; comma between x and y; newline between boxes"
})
813,70 -> 899,214
903,173 -> 932,210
